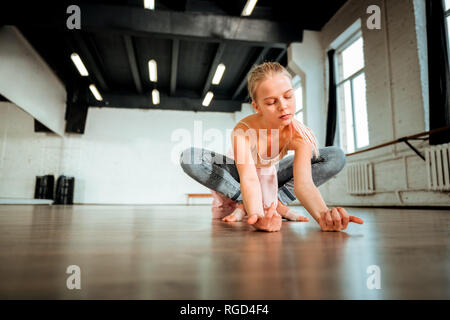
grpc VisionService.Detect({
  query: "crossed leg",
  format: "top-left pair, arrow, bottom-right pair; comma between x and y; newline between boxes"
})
180,146 -> 346,222
222,146 -> 346,222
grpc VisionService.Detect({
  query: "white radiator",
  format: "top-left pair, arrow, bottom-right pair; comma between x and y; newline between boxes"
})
346,162 -> 375,195
425,143 -> 450,191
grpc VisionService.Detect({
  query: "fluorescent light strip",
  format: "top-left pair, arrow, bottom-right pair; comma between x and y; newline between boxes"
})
148,59 -> 157,82
89,84 -> 103,101
241,0 -> 258,16
152,89 -> 160,105
144,0 -> 155,10
70,53 -> 89,76
202,91 -> 214,107
212,63 -> 226,85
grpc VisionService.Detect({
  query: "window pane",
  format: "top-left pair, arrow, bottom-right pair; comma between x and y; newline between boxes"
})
344,81 -> 355,153
353,73 -> 369,148
295,111 -> 304,124
341,37 -> 364,79
295,86 -> 303,111
292,75 -> 301,87
447,16 -> 450,53
445,0 -> 450,11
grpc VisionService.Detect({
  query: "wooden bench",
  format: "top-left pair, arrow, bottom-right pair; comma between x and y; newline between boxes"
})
186,193 -> 212,205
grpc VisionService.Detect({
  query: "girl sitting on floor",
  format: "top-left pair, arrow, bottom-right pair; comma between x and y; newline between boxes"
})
180,62 -> 363,232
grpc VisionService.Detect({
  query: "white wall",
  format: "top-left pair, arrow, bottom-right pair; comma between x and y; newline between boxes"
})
0,26 -> 66,136
0,24 -> 255,205
313,0 -> 449,206
0,101 -> 254,204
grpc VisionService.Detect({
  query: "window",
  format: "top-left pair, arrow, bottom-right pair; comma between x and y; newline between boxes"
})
445,0 -> 450,61
292,75 -> 304,124
335,34 -> 369,154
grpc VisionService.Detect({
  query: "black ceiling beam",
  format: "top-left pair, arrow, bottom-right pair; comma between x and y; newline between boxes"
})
185,0 -> 229,14
170,39 -> 180,96
201,42 -> 226,98
84,33 -> 109,90
232,46 -> 271,101
74,4 -> 302,48
123,35 -> 143,94
71,32 -> 109,92
156,0 -> 188,11
88,93 -> 242,113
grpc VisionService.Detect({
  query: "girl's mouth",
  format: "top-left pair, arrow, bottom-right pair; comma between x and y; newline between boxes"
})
279,114 -> 291,120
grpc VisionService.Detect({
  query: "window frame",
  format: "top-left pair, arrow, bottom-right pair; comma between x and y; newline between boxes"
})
335,31 -> 368,153
291,73 -> 306,125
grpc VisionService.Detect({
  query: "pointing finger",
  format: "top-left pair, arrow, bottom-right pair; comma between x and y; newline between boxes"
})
349,216 -> 364,224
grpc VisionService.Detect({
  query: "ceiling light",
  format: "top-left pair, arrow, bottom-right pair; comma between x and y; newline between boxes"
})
212,63 -> 226,85
241,0 -> 258,16
89,84 -> 102,101
70,53 -> 89,76
148,59 -> 157,82
143,0 -> 155,10
202,91 -> 214,107
152,89 -> 160,105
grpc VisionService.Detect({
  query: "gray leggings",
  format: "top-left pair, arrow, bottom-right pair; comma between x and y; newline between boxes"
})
180,146 -> 346,205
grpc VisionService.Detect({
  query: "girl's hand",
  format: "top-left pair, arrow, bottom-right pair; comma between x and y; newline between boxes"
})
318,207 -> 363,232
247,202 -> 282,232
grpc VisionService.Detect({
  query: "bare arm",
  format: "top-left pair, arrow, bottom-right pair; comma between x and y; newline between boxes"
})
232,127 -> 264,217
291,140 -> 329,223
291,139 -> 364,231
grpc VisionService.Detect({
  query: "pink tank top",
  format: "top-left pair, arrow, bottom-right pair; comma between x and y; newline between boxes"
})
210,118 -> 319,219
210,148 -> 279,218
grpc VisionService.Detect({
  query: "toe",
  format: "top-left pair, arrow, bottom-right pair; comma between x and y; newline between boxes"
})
222,215 -> 237,222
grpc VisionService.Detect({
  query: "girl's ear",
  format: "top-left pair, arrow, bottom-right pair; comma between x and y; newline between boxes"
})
252,101 -> 261,114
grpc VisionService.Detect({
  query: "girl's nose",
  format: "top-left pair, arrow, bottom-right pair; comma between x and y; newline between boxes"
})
278,97 -> 289,108
278,102 -> 288,110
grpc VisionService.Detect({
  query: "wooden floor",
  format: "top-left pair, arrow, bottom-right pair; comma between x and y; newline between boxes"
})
0,204 -> 449,299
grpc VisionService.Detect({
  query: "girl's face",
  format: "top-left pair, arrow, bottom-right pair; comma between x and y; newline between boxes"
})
252,73 -> 296,128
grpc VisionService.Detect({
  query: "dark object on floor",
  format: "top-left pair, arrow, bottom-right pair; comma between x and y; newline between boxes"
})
34,175 -> 55,200
55,175 -> 75,204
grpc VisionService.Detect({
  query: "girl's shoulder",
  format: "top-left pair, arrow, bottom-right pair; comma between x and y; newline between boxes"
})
233,114 -> 259,132
288,119 -> 320,157
288,119 -> 304,142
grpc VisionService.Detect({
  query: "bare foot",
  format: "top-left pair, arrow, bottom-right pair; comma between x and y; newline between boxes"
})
276,199 -> 309,222
222,203 -> 247,222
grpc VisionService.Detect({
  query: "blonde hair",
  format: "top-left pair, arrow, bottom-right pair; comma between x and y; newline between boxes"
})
247,61 -> 292,102
247,61 -> 320,158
